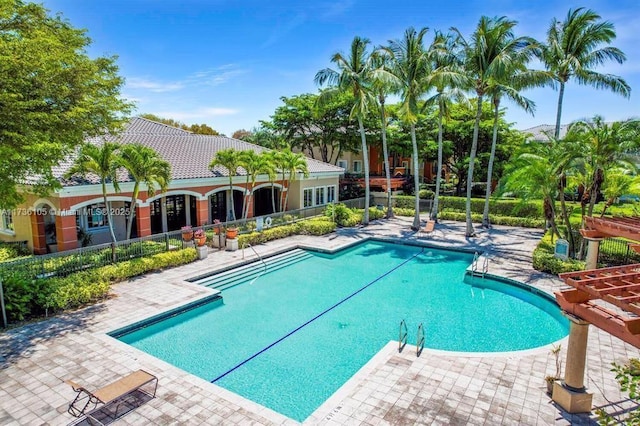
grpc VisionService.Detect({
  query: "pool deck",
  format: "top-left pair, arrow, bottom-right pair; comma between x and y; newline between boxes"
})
1,217 -> 639,425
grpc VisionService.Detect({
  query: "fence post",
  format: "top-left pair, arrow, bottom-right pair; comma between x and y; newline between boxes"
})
165,233 -> 170,252
0,278 -> 7,328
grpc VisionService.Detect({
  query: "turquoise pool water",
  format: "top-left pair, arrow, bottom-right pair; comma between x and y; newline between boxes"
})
115,240 -> 568,421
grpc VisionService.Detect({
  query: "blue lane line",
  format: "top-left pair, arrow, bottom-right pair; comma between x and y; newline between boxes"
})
211,247 -> 424,383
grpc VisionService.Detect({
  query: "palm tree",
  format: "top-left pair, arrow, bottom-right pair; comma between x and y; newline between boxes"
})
65,142 -> 122,243
452,16 -> 537,237
387,27 -> 431,230
118,144 -> 171,239
481,66 -> 549,228
265,151 -> 281,214
542,7 -> 630,139
241,151 -> 275,219
370,48 -> 398,218
600,169 -> 640,217
281,150 -> 309,212
315,36 -> 377,225
425,31 -> 468,223
238,150 -> 258,219
566,116 -> 640,217
210,148 -> 242,221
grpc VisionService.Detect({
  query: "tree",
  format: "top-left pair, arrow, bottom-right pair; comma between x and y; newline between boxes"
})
65,143 -> 122,244
600,169 -> 640,217
0,1 -> 131,209
425,31 -> 468,222
232,129 -> 253,141
118,144 -> 171,239
566,116 -> 640,217
453,16 -> 536,237
280,150 -> 309,212
210,148 -> 243,221
542,7 -> 630,139
315,36 -> 378,225
387,27 -> 431,230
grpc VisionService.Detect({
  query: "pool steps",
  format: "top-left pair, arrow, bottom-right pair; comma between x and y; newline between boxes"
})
192,249 -> 314,291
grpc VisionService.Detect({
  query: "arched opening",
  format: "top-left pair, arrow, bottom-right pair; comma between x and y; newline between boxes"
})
253,187 -> 281,217
232,190 -> 244,221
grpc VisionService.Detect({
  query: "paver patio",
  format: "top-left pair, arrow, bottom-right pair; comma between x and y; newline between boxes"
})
1,217 -> 639,425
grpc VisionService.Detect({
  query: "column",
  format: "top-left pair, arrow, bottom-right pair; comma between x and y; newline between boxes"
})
136,205 -> 151,237
195,199 -> 209,226
30,214 -> 47,254
552,315 -> 593,413
55,213 -> 78,252
584,237 -> 603,270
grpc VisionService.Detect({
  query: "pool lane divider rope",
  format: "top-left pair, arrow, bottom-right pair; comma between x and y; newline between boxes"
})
211,247 -> 425,383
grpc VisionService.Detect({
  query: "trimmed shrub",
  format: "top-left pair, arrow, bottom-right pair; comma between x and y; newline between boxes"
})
438,196 -> 542,218
532,231 -> 585,274
299,219 -> 336,235
418,189 -> 434,199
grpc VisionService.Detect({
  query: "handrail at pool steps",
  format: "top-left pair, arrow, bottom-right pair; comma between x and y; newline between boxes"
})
242,243 -> 267,285
471,252 -> 489,278
398,319 -> 408,352
416,323 -> 425,357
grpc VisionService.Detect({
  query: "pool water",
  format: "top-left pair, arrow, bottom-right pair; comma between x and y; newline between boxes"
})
115,240 -> 568,421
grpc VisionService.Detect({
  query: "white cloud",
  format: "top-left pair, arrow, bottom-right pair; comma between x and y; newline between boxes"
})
126,77 -> 184,93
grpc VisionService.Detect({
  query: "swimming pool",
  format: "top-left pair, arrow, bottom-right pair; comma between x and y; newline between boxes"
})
112,240 -> 568,421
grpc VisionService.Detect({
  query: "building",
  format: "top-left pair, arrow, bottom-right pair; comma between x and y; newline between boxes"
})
0,118 -> 343,254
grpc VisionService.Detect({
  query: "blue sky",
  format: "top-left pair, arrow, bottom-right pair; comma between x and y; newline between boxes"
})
43,0 -> 639,136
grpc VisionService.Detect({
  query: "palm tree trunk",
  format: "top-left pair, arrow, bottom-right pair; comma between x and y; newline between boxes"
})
283,171 -> 291,213
358,117 -> 370,225
410,123 -> 420,230
554,82 -> 565,139
558,176 -> 575,257
242,176 -> 250,219
432,100 -> 444,222
271,180 -> 277,214
466,95 -> 484,237
229,178 -> 236,221
379,97 -> 393,218
103,182 -> 117,244
279,172 -> 286,212
126,184 -> 139,240
482,98 -> 500,228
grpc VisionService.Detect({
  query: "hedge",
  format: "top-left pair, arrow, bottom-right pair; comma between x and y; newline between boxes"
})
437,196 -> 543,218
1,248 -> 198,323
532,232 -> 585,274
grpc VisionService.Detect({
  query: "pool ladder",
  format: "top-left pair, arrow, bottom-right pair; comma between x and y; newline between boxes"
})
471,252 -> 489,278
398,320 -> 426,357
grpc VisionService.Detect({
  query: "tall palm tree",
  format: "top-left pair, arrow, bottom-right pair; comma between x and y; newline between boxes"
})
600,170 -> 640,217
452,16 -> 537,237
542,7 -> 630,139
280,150 -> 309,212
425,30 -> 468,223
65,142 -> 122,244
118,144 -> 171,239
238,150 -> 258,219
315,36 -> 377,225
481,66 -> 550,228
387,27 -> 431,230
210,148 -> 242,221
265,151 -> 281,214
371,48 -> 398,218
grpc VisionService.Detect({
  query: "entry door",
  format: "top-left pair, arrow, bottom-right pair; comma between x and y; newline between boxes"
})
150,199 -> 163,234
210,192 -> 226,222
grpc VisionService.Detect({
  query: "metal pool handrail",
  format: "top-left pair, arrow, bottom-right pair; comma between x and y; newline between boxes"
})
416,323 -> 425,357
243,243 -> 267,285
399,319 -> 408,352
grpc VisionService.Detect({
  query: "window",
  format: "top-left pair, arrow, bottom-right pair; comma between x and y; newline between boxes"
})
353,160 -> 362,173
327,186 -> 336,203
337,160 -> 348,171
315,187 -> 325,205
0,210 -> 13,232
303,188 -> 314,208
76,203 -> 109,230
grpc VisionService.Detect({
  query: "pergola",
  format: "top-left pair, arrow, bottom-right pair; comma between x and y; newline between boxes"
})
552,216 -> 640,413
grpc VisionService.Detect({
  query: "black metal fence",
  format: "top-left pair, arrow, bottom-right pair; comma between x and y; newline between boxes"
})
599,237 -> 640,266
0,198 -> 370,280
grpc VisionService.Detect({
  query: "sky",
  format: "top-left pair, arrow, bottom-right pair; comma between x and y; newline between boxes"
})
42,0 -> 640,137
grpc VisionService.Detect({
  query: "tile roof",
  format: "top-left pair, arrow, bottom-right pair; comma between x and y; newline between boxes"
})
520,124 -> 569,141
57,117 -> 344,186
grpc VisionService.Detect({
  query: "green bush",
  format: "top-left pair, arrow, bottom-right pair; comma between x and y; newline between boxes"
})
238,223 -> 301,247
419,189 -> 434,199
325,203 -> 353,225
438,196 -> 543,218
394,196 -> 417,209
393,207 -> 415,217
299,219 -> 336,235
532,232 -> 585,274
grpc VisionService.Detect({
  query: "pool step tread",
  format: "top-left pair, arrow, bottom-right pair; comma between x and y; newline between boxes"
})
194,249 -> 315,290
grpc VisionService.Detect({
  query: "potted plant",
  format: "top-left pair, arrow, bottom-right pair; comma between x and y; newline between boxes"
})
181,225 -> 193,241
213,219 -> 222,235
194,229 -> 207,247
226,227 -> 238,239
546,344 -> 563,395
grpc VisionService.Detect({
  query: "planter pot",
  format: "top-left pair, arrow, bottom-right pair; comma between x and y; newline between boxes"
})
195,236 -> 207,247
182,231 -> 193,241
226,228 -> 238,239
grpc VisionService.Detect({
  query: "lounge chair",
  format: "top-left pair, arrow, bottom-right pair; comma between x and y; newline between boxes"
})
66,370 -> 158,418
423,220 -> 435,233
